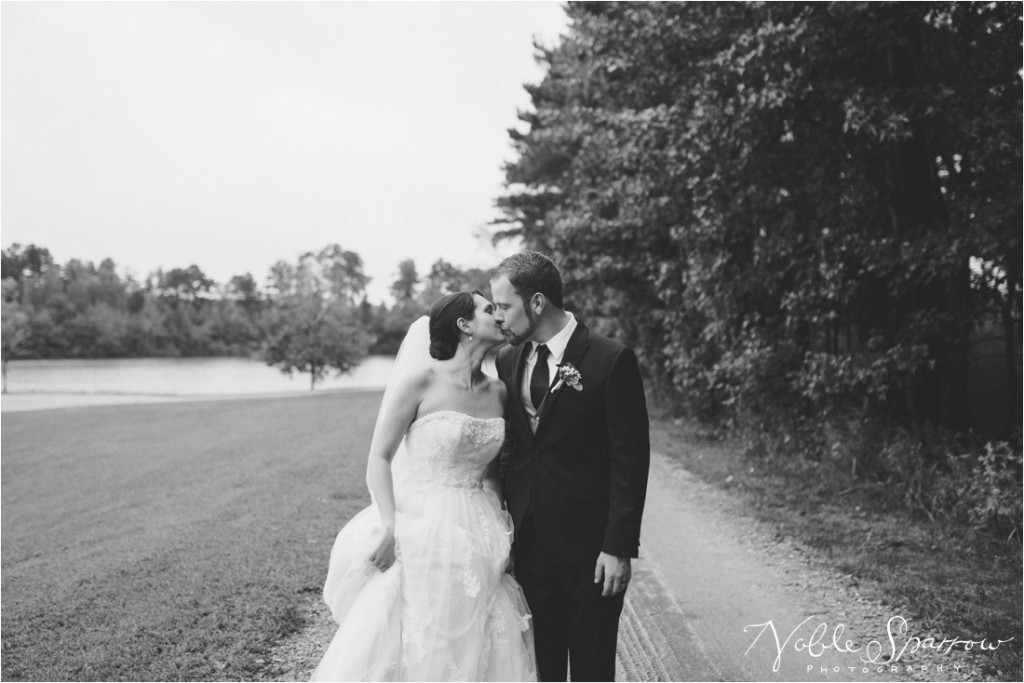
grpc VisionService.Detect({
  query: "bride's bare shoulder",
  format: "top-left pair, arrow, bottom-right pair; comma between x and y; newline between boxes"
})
391,364 -> 435,395
483,376 -> 507,403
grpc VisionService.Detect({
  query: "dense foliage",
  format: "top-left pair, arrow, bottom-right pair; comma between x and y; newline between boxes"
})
2,245 -> 262,360
498,2 -> 1021,528
1,243 -> 485,390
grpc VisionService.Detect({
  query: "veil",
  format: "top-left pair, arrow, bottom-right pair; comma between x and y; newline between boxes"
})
323,315 -> 430,624
366,315 -> 430,499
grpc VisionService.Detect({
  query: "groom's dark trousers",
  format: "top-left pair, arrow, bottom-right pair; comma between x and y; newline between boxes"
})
497,320 -> 650,682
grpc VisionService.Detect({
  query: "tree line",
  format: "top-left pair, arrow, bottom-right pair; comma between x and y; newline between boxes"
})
1,243 -> 489,391
496,2 -> 1020,534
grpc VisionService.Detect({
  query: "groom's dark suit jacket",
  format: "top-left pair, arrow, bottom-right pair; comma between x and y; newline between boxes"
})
495,319 -> 650,565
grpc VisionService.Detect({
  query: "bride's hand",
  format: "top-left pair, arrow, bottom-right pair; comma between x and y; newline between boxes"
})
369,528 -> 396,572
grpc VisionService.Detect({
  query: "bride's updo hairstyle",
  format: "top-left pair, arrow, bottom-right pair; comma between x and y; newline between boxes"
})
429,291 -> 482,360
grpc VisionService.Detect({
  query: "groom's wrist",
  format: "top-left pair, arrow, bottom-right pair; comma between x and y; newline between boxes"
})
600,540 -> 639,559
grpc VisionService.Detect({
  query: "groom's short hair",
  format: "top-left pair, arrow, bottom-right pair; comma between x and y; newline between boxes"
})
492,252 -> 564,309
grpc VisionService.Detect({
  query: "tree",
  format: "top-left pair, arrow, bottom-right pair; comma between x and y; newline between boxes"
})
367,260 -> 426,355
418,259 -> 492,306
157,265 -> 214,306
1,279 -> 29,393
222,274 -> 264,351
1,243 -> 53,282
226,273 -> 262,315
391,259 -> 420,302
261,245 -> 374,389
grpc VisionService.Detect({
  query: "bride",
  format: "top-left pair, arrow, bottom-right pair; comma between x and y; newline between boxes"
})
310,291 -> 538,681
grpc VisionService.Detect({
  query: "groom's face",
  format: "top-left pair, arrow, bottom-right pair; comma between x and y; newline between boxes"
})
490,275 -> 536,347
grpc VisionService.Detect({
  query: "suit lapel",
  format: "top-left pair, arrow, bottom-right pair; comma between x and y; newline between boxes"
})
534,320 -> 591,435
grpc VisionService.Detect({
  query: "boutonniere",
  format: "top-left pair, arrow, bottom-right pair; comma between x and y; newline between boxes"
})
551,362 -> 583,393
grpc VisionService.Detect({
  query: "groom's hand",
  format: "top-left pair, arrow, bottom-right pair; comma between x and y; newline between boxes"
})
594,552 -> 631,597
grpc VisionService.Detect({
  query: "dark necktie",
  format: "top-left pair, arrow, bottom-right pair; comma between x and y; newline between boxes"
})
530,344 -> 551,411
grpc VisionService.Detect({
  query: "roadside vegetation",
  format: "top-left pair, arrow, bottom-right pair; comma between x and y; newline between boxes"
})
651,412 -> 1022,681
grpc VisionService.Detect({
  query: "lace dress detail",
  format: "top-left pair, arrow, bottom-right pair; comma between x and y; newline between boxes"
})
403,411 -> 505,489
311,411 -> 537,682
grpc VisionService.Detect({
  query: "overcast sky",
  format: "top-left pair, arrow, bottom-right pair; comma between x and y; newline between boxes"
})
1,1 -> 567,301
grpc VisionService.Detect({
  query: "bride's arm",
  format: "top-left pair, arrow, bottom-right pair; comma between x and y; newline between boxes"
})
483,454 -> 504,502
481,380 -> 508,506
365,370 -> 426,571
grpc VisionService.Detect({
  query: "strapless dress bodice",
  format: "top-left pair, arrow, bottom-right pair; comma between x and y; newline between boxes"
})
402,411 -> 505,489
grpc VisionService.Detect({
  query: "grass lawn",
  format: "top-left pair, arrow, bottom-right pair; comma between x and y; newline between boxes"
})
651,417 -> 1023,681
2,390 -> 380,681
4,391 -> 1019,681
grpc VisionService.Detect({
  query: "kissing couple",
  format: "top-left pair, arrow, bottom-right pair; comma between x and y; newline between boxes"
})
311,251 -> 650,682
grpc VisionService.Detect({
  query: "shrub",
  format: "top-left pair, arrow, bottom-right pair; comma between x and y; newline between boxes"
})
874,426 -> 1022,540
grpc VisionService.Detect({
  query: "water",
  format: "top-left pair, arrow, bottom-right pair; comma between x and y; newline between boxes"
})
3,356 -> 396,396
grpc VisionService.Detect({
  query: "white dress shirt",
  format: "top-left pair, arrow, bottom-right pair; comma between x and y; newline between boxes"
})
521,314 -> 578,421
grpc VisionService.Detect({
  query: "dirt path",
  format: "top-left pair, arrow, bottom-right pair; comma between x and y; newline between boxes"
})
619,453 -> 864,681
270,451 -> 979,682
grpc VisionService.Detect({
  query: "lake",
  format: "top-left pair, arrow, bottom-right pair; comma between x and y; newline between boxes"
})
3,356 -> 396,397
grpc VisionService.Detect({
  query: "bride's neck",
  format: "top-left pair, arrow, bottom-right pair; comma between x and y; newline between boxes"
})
444,343 -> 488,390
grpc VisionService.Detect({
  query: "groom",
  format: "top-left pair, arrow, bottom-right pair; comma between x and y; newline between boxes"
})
490,252 -> 650,682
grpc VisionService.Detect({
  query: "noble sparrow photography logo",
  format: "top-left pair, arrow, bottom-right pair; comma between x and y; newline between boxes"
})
743,614 -> 1014,676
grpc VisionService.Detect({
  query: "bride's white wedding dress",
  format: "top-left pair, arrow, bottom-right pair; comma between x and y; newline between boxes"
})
311,410 -> 537,682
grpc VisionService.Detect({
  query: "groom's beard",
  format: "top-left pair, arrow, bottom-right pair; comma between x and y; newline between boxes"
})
505,309 -> 539,347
